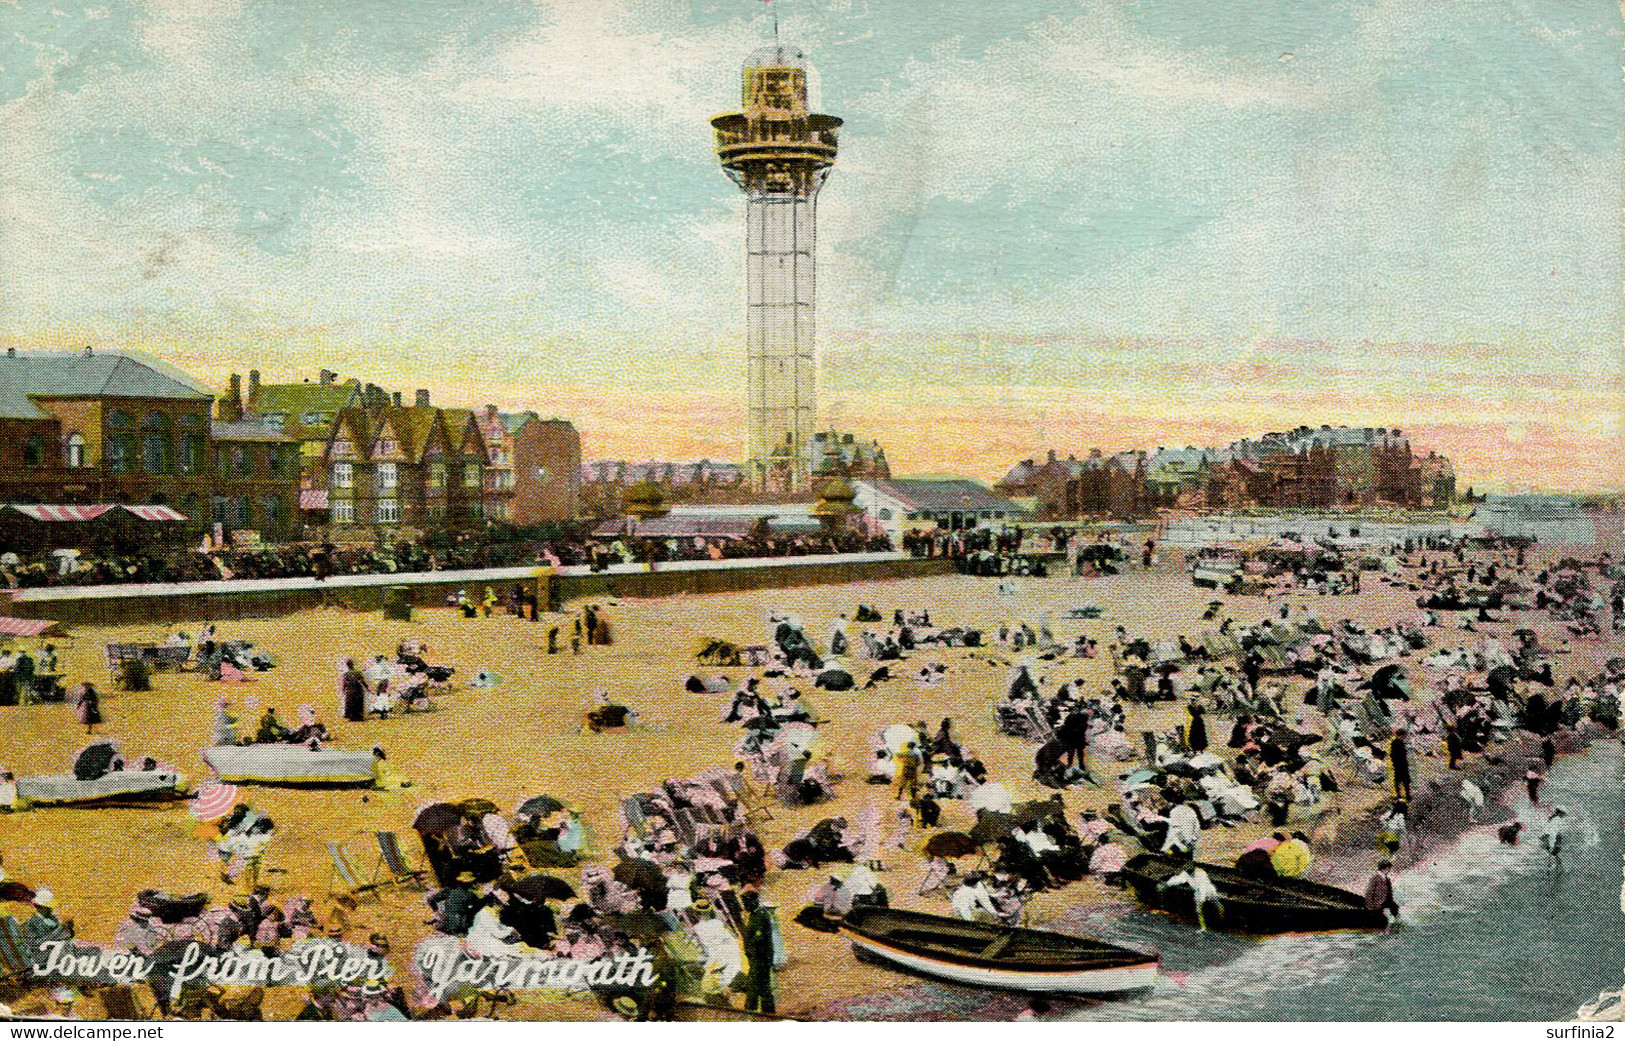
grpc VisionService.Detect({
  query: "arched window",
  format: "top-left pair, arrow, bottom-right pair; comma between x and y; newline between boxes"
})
65,433 -> 86,468
141,412 -> 171,430
106,410 -> 131,429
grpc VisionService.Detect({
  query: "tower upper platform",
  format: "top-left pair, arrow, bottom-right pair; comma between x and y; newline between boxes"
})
712,42 -> 841,196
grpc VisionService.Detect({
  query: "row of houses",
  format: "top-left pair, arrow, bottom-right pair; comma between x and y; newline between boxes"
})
219,369 -> 581,534
998,426 -> 1456,519
580,428 -> 890,518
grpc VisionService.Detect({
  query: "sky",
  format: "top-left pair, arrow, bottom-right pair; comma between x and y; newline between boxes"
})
1,0 -> 1621,491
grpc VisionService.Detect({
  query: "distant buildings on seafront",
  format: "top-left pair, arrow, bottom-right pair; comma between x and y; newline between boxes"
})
580,429 -> 889,520
997,426 -> 1456,520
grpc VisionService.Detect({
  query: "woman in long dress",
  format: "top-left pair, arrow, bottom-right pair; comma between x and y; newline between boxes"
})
73,682 -> 103,734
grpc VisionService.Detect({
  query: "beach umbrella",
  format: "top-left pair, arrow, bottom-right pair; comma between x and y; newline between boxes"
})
455,797 -> 500,817
516,794 -> 566,820
922,832 -> 980,859
0,553 -> 17,567
613,857 -> 664,893
0,881 -> 35,904
815,669 -> 854,691
505,873 -> 576,902
412,802 -> 463,835
881,724 -> 918,753
188,782 -> 239,822
73,740 -> 120,781
691,857 -> 733,875
1119,768 -> 1159,791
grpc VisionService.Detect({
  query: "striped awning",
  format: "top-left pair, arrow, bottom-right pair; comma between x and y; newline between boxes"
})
299,489 -> 329,510
7,504 -> 114,523
0,616 -> 60,637
120,505 -> 187,522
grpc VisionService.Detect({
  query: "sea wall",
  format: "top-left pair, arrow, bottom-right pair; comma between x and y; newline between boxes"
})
0,553 -> 956,627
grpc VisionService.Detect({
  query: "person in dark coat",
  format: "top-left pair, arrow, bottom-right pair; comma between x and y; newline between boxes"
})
1186,702 -> 1209,753
740,889 -> 777,1016
428,872 -> 483,936
1389,730 -> 1412,801
1364,859 -> 1399,923
340,659 -> 368,723
1058,709 -> 1091,770
1445,724 -> 1463,770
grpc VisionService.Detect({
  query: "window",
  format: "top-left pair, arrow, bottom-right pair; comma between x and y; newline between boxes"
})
878,509 -> 893,521
65,433 -> 86,468
232,447 -> 251,476
179,434 -> 203,474
211,496 -> 228,525
107,410 -> 131,429
261,496 -> 282,534
301,412 -> 319,426
179,412 -> 203,429
331,500 -> 355,524
264,413 -> 285,430
105,433 -> 131,474
464,465 -> 480,489
376,498 -> 399,523
429,463 -> 446,490
232,497 -> 252,528
428,504 -> 445,521
376,462 -> 397,491
142,431 -> 171,474
142,412 -> 171,430
270,448 -> 293,479
22,434 -> 43,468
333,462 -> 353,489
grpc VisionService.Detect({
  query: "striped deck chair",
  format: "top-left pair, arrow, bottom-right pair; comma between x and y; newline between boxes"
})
326,841 -> 386,903
715,768 -> 774,825
374,830 -> 428,890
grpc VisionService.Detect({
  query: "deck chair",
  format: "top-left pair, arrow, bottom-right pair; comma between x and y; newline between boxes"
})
0,914 -> 28,986
718,769 -> 775,825
373,830 -> 429,890
326,841 -> 386,903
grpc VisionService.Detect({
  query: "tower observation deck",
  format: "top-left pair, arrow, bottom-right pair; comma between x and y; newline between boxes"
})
712,43 -> 842,494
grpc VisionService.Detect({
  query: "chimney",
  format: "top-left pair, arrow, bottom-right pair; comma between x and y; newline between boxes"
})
319,369 -> 335,386
1046,449 -> 1057,463
82,346 -> 93,358
485,404 -> 498,420
220,374 -> 244,422
415,389 -> 430,408
5,348 -> 13,359
392,391 -> 402,408
248,369 -> 260,401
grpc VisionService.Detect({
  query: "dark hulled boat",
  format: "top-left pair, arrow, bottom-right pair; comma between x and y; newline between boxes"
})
836,905 -> 1159,995
1116,852 -> 1387,934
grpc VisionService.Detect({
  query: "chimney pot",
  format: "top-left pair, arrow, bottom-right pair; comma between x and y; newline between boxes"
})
5,348 -> 14,359
248,370 -> 260,399
392,391 -> 402,408
415,389 -> 430,407
83,346 -> 93,357
319,369 -> 335,386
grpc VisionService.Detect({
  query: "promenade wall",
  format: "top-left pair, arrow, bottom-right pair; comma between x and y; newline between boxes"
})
0,553 -> 956,626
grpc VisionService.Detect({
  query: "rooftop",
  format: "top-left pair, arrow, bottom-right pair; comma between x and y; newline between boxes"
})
0,350 -> 210,418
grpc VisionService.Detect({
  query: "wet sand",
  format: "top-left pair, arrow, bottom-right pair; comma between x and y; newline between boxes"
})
0,553 -> 1617,1020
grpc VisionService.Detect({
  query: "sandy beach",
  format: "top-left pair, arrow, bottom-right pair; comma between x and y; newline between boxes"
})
1,549 -> 1618,1020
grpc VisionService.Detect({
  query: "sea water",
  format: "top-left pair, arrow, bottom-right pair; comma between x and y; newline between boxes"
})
832,742 -> 1625,1021
1067,740 -> 1625,1021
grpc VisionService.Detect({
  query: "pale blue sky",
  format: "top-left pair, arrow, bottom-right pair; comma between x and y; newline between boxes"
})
2,1 -> 1620,487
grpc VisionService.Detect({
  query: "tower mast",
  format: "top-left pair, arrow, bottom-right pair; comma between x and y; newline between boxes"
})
711,29 -> 841,495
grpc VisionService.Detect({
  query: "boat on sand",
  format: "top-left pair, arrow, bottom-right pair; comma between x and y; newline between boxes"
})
1115,851 -> 1387,934
201,744 -> 378,787
834,905 -> 1158,995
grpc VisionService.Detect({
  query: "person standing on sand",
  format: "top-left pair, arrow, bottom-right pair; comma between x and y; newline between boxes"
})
1186,701 -> 1209,753
73,682 -> 102,734
740,889 -> 777,1016
1389,729 -> 1413,802
584,607 -> 598,645
339,659 -> 368,723
1445,724 -> 1463,770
